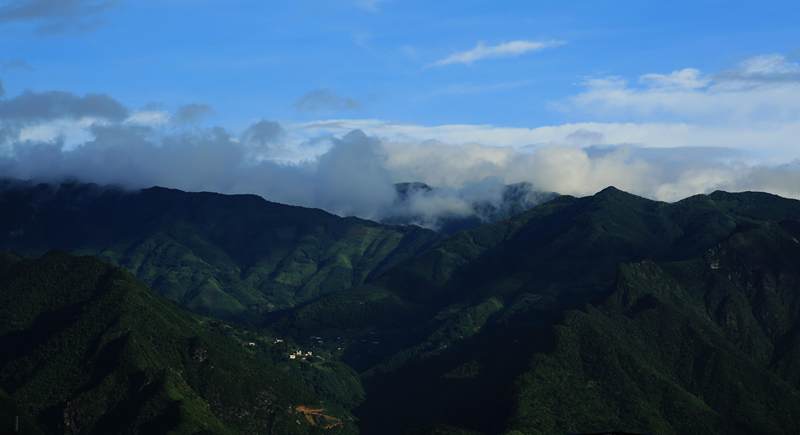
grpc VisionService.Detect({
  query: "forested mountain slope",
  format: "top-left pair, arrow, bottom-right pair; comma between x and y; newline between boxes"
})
0,180 -> 439,320
0,252 -> 358,434
283,188 -> 800,434
5,179 -> 800,434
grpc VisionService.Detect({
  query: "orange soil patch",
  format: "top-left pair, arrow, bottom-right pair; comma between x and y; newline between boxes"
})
295,405 -> 343,429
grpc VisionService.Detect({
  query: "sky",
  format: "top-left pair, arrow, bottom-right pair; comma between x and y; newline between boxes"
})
1,0 -> 800,221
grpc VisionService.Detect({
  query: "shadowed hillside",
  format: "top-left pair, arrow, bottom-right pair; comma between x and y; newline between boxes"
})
282,187 -> 800,434
5,179 -> 800,434
0,180 -> 439,321
0,251 -> 361,434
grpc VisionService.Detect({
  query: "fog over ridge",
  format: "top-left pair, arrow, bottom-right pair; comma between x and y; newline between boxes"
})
1,83 -> 800,226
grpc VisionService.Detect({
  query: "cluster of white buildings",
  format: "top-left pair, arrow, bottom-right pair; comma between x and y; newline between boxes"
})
288,349 -> 313,360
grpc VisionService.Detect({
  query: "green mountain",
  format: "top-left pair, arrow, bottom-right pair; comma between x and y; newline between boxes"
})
0,251 -> 359,435
0,180 -> 438,321
283,188 -> 800,434
5,179 -> 800,434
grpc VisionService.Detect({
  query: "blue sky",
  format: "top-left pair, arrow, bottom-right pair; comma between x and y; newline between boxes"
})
2,0 -> 800,217
3,0 -> 798,127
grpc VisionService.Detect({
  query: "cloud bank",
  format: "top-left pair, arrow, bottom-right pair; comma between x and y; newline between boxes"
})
565,54 -> 800,126
2,53 -> 800,225
0,89 -> 128,121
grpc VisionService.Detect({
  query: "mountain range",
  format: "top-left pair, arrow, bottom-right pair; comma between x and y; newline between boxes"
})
0,179 -> 438,320
3,179 -> 800,434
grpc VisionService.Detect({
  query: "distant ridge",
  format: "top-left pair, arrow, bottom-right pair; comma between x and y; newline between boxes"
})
0,179 -> 440,320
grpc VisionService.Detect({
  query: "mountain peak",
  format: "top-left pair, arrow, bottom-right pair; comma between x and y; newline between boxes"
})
597,185 -> 623,195
592,186 -> 639,201
587,186 -> 658,212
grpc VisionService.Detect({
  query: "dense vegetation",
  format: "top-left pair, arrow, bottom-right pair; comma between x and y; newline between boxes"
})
4,180 -> 800,434
0,252 -> 357,434
0,179 -> 438,320
281,188 -> 800,434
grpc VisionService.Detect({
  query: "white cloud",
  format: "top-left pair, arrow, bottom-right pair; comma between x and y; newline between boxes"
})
292,118 -> 800,158
717,54 -> 800,84
5,52 -> 800,223
640,68 -> 710,89
16,116 -> 102,149
4,116 -> 800,221
431,40 -> 564,67
124,110 -> 170,127
565,55 -> 800,126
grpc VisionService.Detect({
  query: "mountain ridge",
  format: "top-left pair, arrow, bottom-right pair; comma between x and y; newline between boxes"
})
277,186 -> 800,434
4,178 -> 800,434
0,179 -> 441,321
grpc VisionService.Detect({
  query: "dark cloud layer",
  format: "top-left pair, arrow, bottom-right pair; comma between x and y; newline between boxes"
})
173,103 -> 214,125
0,123 -> 396,218
0,0 -> 119,33
0,90 -> 128,122
242,120 -> 284,147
